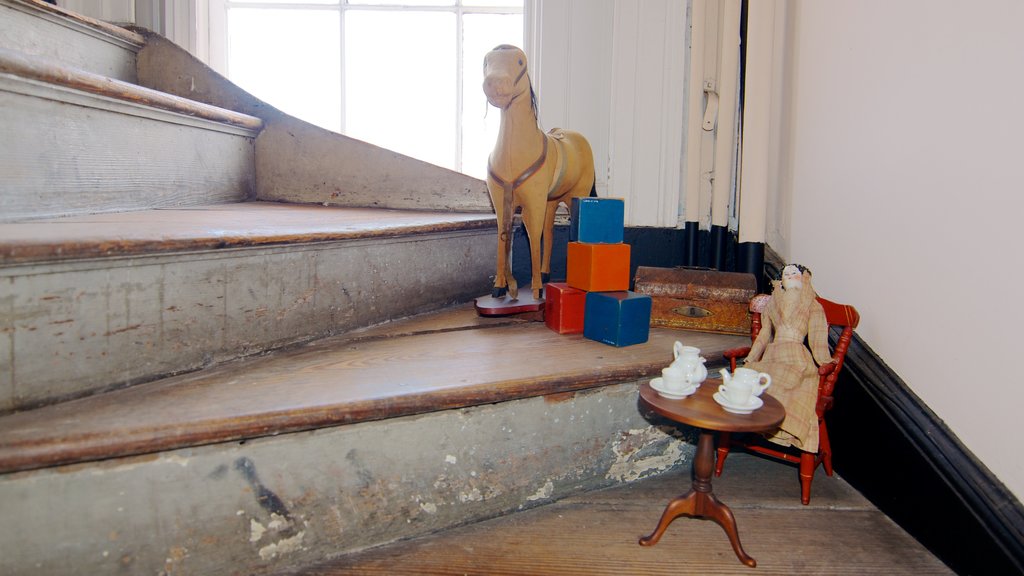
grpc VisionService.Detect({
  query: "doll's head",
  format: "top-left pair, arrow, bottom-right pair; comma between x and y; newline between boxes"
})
781,264 -> 810,290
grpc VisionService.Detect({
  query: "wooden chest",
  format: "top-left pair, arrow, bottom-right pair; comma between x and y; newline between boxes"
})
633,266 -> 757,335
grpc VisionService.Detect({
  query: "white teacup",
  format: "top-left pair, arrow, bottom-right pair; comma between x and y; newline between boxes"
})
718,367 -> 771,406
661,366 -> 690,392
718,382 -> 754,406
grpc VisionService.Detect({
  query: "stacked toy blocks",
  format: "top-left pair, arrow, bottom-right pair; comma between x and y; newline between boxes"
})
544,197 -> 651,347
544,282 -> 586,334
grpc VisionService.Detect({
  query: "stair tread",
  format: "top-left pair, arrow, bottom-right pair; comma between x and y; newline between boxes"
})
0,45 -> 261,130
0,305 -> 747,474
0,201 -> 496,264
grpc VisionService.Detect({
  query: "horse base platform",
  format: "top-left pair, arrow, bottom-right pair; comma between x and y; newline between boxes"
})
475,293 -> 545,319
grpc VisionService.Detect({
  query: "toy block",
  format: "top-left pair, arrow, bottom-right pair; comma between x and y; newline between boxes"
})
544,282 -> 586,334
570,197 -> 625,244
566,242 -> 631,292
583,291 -> 652,347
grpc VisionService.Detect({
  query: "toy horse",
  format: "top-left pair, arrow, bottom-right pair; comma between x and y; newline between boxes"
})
483,45 -> 596,300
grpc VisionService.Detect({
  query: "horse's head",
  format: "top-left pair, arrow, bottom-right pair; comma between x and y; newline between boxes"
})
483,44 -> 535,114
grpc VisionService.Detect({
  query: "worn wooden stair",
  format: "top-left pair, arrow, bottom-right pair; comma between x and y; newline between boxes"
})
0,304 -> 749,575
0,0 -> 497,413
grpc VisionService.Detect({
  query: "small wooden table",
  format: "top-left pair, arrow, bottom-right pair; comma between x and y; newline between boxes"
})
638,379 -> 785,567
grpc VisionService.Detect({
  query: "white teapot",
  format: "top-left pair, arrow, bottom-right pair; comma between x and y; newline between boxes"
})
718,367 -> 771,406
669,342 -> 708,386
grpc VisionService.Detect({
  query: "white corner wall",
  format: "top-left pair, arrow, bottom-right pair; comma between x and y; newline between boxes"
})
769,0 -> 1024,499
531,0 -> 687,227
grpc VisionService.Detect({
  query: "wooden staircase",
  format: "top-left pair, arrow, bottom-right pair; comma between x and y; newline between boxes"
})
0,0 -> 496,412
0,2 -> 752,574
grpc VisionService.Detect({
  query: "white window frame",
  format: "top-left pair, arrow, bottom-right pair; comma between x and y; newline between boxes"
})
205,0 -> 524,174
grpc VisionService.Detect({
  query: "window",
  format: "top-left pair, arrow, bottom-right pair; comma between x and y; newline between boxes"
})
209,0 -> 523,178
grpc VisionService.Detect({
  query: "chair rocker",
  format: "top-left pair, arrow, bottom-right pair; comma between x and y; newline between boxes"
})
714,294 -> 860,505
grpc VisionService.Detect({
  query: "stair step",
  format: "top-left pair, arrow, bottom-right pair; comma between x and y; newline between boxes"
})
0,306 -> 747,575
0,47 -> 262,221
0,307 -> 743,474
0,46 -> 262,131
1,0 -> 142,83
0,203 -> 497,412
0,201 -> 493,265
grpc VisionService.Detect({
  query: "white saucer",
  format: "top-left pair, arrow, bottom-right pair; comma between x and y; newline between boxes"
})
713,392 -> 764,414
650,377 -> 698,399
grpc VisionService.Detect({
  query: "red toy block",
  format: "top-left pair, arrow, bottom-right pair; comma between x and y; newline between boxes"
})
566,242 -> 631,292
544,282 -> 586,334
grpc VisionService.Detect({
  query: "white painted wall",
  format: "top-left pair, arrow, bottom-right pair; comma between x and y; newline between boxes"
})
769,0 -> 1024,499
531,0 -> 687,227
59,0 -> 133,21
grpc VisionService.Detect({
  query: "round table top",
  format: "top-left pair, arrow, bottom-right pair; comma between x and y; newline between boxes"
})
639,378 -> 785,433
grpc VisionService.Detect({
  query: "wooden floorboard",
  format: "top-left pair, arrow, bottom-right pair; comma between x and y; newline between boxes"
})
284,454 -> 954,576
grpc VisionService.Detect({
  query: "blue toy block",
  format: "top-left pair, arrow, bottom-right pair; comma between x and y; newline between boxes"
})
583,291 -> 652,347
570,197 -> 625,244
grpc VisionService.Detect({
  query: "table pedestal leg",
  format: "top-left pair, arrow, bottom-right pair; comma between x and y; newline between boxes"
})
638,430 -> 756,568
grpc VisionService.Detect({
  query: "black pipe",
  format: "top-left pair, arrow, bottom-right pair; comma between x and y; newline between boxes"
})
737,241 -> 765,293
709,225 -> 727,270
682,221 -> 699,267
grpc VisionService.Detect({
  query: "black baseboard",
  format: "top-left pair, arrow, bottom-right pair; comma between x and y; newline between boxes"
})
509,223 -> 748,289
829,334 -> 1024,576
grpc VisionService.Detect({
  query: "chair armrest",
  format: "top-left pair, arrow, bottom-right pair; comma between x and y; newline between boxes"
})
723,347 -> 751,372
723,347 -> 751,360
818,361 -> 837,377
817,394 -> 834,415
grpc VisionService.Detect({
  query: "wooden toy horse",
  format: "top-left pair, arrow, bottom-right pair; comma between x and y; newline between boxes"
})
483,45 -> 596,300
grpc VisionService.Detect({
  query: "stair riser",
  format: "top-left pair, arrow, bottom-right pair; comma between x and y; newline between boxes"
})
0,230 -> 495,412
0,381 -> 691,576
0,0 -> 140,83
0,75 -> 256,222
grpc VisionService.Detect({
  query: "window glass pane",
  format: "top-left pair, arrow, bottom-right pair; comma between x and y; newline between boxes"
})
227,8 -> 341,131
231,0 -> 336,4
462,0 -> 521,7
345,11 -> 456,169
461,13 -> 523,179
349,0 -> 454,6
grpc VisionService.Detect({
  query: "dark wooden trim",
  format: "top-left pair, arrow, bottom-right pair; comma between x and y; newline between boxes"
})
830,333 -> 1024,576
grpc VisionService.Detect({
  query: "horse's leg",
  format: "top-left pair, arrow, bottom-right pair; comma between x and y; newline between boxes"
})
487,181 -> 508,298
493,224 -> 508,298
521,197 -> 547,300
541,199 -> 559,284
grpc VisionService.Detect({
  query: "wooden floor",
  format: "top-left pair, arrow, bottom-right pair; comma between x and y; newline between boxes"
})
280,453 -> 953,576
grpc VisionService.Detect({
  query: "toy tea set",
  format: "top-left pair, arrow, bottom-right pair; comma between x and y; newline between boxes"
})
650,341 -> 772,415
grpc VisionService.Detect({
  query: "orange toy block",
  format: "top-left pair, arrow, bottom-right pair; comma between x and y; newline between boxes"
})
566,242 -> 631,292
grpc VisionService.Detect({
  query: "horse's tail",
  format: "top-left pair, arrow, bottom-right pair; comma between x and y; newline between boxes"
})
589,174 -> 597,197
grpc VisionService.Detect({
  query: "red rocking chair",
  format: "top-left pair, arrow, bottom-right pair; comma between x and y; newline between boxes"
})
714,294 -> 860,505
